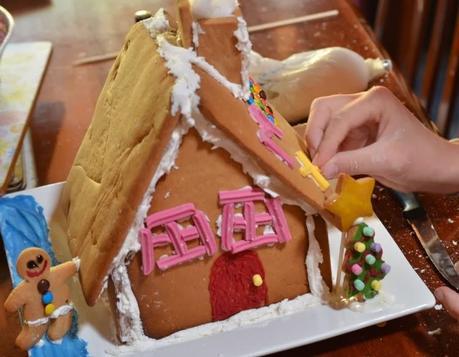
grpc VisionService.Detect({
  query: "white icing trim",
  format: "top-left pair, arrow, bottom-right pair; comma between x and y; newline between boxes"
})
192,109 -> 317,214
111,264 -> 144,343
305,216 -> 329,300
215,214 -> 222,237
234,16 -> 252,99
72,257 -> 80,271
191,21 -> 205,49
110,122 -> 190,342
192,55 -> 243,98
108,293 -> 320,354
156,35 -> 201,122
190,0 -> 238,19
142,8 -> 170,37
25,304 -> 74,327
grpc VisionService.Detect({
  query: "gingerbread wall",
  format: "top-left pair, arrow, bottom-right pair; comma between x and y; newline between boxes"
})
127,128 -> 331,338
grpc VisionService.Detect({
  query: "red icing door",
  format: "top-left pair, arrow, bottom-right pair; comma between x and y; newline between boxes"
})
209,250 -> 268,321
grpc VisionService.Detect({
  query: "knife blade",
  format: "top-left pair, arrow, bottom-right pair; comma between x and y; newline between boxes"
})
393,190 -> 459,290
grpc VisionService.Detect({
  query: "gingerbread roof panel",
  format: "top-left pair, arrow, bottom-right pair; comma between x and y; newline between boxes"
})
51,23 -> 179,305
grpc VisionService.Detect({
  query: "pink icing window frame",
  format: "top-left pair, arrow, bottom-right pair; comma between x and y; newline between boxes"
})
139,203 -> 217,275
219,187 -> 292,253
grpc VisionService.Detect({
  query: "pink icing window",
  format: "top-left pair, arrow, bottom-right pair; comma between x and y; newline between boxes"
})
219,187 -> 292,253
139,203 -> 217,275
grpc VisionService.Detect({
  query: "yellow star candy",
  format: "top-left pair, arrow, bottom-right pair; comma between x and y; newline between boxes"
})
325,174 -> 375,231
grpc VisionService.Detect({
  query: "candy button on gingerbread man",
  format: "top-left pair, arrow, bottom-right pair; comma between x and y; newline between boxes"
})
4,247 -> 79,350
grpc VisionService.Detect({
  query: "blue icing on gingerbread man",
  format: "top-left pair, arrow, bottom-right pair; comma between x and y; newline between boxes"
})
0,195 -> 88,356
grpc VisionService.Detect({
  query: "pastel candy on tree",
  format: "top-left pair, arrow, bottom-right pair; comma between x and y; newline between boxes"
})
381,262 -> 391,274
371,242 -> 382,253
371,279 -> 381,291
353,279 -> 365,291
351,263 -> 363,275
354,242 -> 366,253
365,254 -> 376,265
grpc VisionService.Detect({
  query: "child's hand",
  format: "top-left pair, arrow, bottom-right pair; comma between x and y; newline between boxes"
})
305,86 -> 459,193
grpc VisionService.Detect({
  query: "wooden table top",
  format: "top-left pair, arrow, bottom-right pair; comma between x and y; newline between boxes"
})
1,0 -> 458,356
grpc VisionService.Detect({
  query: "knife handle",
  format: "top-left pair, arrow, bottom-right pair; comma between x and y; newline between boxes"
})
392,190 -> 427,220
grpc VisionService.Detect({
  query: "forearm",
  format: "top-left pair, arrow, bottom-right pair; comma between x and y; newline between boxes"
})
423,139 -> 459,193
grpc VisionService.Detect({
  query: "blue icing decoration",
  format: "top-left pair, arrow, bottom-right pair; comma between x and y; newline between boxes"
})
0,195 -> 88,357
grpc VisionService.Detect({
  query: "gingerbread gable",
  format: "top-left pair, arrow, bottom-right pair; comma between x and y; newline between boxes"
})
51,1 -> 373,307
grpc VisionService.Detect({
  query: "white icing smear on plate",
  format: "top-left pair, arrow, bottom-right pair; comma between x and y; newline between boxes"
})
109,293 -> 321,355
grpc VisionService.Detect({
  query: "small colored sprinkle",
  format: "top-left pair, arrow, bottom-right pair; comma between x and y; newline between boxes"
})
45,303 -> 56,316
381,262 -> 391,274
365,254 -> 376,265
267,114 -> 275,123
363,226 -> 374,237
351,263 -> 363,275
252,274 -> 263,287
371,242 -> 382,253
353,279 -> 365,291
354,242 -> 366,253
247,96 -> 254,105
371,280 -> 381,291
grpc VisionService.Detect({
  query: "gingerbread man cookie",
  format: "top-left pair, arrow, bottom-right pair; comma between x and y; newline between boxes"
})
4,247 -> 79,350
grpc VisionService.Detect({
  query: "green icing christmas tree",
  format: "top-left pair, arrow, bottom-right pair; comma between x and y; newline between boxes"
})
342,223 -> 391,301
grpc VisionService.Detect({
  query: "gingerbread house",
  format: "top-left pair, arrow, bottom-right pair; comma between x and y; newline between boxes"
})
51,0 -> 375,342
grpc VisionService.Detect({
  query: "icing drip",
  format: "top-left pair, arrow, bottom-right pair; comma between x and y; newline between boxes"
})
191,21 -> 205,48
156,35 -> 201,122
142,9 -> 170,37
305,216 -> 329,300
111,264 -> 144,343
234,16 -> 252,98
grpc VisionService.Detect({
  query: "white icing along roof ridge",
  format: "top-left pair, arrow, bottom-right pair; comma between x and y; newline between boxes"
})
190,0 -> 239,19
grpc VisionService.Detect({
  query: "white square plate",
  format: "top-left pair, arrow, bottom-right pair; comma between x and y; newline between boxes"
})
6,183 -> 435,356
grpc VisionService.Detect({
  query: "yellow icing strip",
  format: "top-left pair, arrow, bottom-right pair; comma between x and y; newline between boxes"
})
295,151 -> 330,191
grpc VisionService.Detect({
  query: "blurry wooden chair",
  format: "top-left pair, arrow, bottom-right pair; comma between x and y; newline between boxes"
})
373,0 -> 458,137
